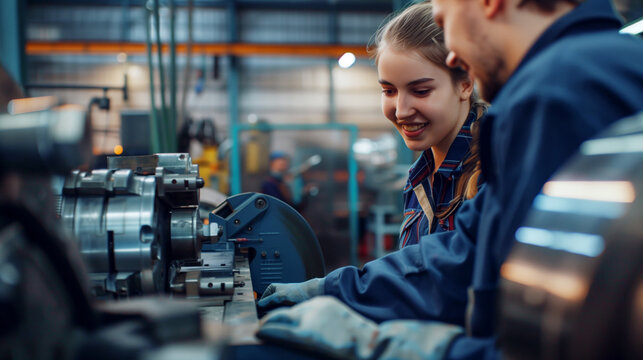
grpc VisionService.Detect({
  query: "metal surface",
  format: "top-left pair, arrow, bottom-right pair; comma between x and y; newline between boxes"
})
0,109 -> 324,357
171,209 -> 201,260
0,106 -> 91,174
0,104 -> 95,358
171,251 -> 235,298
499,112 -> 643,360
59,153 -> 204,297
60,152 -> 324,301
206,192 -> 325,294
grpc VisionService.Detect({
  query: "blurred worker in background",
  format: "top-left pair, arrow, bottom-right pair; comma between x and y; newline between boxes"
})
261,151 -> 295,207
258,1 -> 485,315
373,3 -> 486,248
255,0 -> 643,359
261,151 -> 320,213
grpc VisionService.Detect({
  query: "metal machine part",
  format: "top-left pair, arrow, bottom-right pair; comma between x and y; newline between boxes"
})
58,153 -> 325,300
0,106 -> 91,174
499,112 -> 643,360
57,153 -> 212,297
205,192 -> 326,295
0,108 -> 324,359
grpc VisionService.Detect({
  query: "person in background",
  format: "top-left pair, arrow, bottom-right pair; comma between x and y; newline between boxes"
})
372,3 -> 486,248
255,0 -> 643,359
260,151 -> 294,207
257,1 -> 485,314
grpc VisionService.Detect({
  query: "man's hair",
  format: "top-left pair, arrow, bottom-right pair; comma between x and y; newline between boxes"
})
518,0 -> 584,12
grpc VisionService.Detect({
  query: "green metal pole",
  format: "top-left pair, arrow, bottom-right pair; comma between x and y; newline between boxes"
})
144,4 -> 161,153
179,0 -> 194,130
168,0 -> 177,152
153,0 -> 169,151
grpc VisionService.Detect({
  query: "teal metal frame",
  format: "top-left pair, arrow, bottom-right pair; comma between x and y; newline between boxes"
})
0,0 -> 26,87
231,123 -> 360,267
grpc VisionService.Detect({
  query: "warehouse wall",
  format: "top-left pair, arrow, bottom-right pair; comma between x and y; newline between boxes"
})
25,4 -> 390,155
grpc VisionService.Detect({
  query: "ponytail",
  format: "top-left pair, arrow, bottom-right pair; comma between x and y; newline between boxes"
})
436,98 -> 487,219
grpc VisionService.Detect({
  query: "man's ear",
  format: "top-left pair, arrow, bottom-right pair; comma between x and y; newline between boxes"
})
480,0 -> 505,18
459,78 -> 474,101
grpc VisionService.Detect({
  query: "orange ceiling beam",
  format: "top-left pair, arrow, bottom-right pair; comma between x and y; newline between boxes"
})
25,41 -> 370,58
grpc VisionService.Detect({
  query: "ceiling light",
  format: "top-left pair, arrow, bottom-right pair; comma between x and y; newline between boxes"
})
338,52 -> 356,69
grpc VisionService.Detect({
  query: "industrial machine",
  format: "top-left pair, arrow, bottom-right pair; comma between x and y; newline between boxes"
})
0,107 -> 326,359
3,104 -> 643,360
56,152 -> 325,319
499,111 -> 643,360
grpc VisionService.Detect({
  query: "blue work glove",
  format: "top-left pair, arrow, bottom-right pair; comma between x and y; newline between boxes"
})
257,296 -> 463,360
257,278 -> 325,310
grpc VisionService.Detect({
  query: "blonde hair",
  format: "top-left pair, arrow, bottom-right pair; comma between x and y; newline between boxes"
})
369,2 -> 469,86
369,2 -> 486,219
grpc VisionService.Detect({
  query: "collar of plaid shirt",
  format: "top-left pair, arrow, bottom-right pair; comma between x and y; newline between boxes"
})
406,111 -> 476,189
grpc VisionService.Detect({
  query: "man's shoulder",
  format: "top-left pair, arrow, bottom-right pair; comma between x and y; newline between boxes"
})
261,177 -> 279,188
542,31 -> 642,67
497,31 -> 643,111
525,31 -> 642,82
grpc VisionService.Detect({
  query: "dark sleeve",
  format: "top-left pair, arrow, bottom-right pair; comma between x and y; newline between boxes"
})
323,186 -> 486,325
261,180 -> 285,202
445,336 -> 500,360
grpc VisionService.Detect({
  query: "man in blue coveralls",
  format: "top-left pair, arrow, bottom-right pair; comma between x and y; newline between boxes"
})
255,0 -> 643,358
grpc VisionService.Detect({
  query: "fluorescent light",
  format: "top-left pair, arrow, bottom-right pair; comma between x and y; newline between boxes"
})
515,227 -> 605,257
581,134 -> 643,155
338,52 -> 356,69
542,180 -> 635,203
117,52 -> 128,63
620,17 -> 643,35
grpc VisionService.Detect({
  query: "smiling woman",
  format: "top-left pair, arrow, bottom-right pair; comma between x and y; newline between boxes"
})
369,2 -> 487,247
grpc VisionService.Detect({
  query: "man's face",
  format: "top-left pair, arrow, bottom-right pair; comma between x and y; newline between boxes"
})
271,158 -> 290,174
432,0 -> 507,101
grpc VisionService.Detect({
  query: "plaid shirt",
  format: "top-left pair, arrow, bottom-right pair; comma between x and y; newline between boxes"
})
399,111 -> 476,248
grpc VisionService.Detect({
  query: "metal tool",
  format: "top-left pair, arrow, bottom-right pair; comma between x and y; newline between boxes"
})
57,153 -> 211,297
205,192 -> 326,295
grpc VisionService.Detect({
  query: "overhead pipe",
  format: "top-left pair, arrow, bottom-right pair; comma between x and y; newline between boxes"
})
24,76 -> 128,101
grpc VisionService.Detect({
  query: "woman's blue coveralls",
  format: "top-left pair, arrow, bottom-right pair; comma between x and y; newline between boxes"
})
322,0 -> 643,357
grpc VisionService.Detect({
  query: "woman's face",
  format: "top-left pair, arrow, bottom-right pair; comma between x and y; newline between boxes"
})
378,48 -> 467,152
